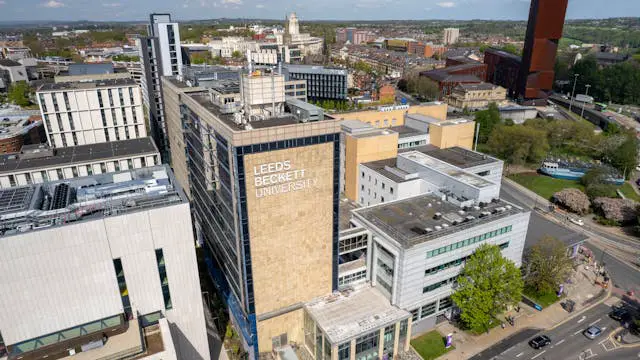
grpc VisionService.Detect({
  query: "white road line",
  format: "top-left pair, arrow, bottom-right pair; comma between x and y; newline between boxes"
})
556,339 -> 566,345
516,352 -> 524,358
531,350 -> 546,359
588,318 -> 602,326
578,316 -> 587,323
574,329 -> 584,335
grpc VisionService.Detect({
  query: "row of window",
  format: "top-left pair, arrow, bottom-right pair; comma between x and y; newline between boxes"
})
338,269 -> 367,286
361,172 -> 395,193
410,297 -> 453,322
422,276 -> 457,294
424,242 -> 510,277
339,233 -> 368,253
426,225 -> 513,259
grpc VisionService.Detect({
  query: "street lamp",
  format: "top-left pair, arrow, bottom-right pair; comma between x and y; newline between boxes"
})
569,74 -> 579,112
581,84 -> 591,118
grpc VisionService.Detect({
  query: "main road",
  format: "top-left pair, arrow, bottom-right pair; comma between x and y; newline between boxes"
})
472,303 -> 638,360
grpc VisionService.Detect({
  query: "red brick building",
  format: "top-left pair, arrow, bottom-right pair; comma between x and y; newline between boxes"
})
420,63 -> 487,99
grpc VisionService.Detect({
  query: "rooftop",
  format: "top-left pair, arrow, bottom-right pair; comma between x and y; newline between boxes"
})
305,285 -> 410,345
456,82 -> 497,91
283,64 -> 348,76
400,151 -> 493,188
38,78 -> 137,91
421,146 -> 500,169
362,158 -> 415,184
389,125 -> 427,139
0,137 -> 159,174
353,193 -> 523,248
0,59 -> 22,67
67,63 -> 114,76
0,165 -> 184,237
0,116 -> 42,140
485,48 -> 522,63
339,196 -> 359,230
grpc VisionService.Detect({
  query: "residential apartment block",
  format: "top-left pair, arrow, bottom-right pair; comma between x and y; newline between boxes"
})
0,166 -> 209,360
36,78 -> 146,148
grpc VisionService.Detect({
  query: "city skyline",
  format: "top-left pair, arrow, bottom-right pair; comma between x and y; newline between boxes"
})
0,0 -> 636,23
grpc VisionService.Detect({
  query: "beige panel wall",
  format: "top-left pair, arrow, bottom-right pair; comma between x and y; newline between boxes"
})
429,121 -> 475,149
334,104 -> 448,128
344,133 -> 398,202
257,309 -> 305,353
244,143 -> 334,316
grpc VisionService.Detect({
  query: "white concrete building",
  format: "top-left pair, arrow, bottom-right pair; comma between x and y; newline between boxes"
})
0,166 -> 209,360
0,137 -> 160,189
358,150 -> 502,207
443,28 -> 460,45
350,193 -> 530,334
36,78 -> 146,149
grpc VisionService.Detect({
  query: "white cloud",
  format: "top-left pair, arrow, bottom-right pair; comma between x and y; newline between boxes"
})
43,0 -> 64,7
437,1 -> 456,7
0,1 -> 6,5
221,0 -> 242,4
102,2 -> 121,7
256,4 -> 264,8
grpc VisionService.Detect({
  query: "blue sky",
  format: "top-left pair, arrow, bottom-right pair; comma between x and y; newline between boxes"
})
0,0 -> 636,22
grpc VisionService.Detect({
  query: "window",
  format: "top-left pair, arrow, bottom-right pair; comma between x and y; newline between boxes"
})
425,226 -> 513,259
361,185 -> 364,191
355,331 -> 379,358
113,258 -> 132,318
156,249 -> 172,310
411,309 -> 419,322
381,197 -> 384,202
382,183 -> 385,189
338,342 -> 350,360
420,301 -> 437,318
390,187 -> 394,194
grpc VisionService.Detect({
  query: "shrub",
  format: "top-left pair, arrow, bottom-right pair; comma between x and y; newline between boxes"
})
553,188 -> 590,214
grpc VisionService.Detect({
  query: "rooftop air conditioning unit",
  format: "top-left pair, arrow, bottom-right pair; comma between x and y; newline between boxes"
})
434,225 -> 442,231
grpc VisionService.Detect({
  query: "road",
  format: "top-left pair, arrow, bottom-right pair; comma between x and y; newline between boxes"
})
472,304 -> 639,360
395,89 -> 420,105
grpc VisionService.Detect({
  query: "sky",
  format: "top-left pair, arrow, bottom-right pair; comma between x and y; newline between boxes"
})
0,0 -> 637,22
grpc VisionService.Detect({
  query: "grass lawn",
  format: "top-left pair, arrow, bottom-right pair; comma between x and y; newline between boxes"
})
508,172 -> 585,200
619,183 -> 640,202
411,330 -> 454,360
524,286 -> 561,308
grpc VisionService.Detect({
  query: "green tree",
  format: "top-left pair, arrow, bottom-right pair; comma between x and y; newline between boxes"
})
452,244 -> 524,334
414,77 -> 440,101
7,81 -> 32,107
607,134 -> 638,178
524,236 -> 574,294
487,125 -> 549,165
474,103 -> 502,143
500,43 -> 521,56
112,54 -> 140,62
231,50 -> 243,59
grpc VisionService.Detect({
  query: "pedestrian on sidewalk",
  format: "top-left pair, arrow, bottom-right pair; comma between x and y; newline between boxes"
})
501,322 -> 506,329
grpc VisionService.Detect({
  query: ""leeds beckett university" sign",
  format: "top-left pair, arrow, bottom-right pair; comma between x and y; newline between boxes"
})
252,160 -> 318,198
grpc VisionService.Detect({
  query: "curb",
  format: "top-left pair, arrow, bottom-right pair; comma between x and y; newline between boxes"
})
608,326 -> 640,349
547,285 -> 612,330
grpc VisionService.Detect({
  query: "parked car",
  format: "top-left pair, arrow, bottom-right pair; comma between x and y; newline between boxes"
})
528,335 -> 551,349
583,326 -> 602,339
569,217 -> 584,226
609,308 -> 630,321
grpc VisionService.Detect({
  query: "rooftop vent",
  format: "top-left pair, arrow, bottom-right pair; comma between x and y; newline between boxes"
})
425,227 -> 433,233
442,223 -> 450,228
465,215 -> 476,222
434,225 -> 442,231
505,205 -> 512,210
433,212 -> 442,220
458,210 -> 466,216
473,206 -> 481,211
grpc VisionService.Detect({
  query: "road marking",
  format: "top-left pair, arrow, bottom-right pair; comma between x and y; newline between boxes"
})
588,318 -> 602,326
556,339 -> 566,345
516,352 -> 524,357
574,329 -> 585,335
578,316 -> 587,323
531,350 -> 546,359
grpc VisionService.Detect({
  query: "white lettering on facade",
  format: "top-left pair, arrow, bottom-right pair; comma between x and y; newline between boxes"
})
252,160 -> 315,198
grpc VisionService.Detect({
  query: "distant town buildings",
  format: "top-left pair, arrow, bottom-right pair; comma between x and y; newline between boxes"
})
0,166 -> 209,360
443,28 -> 460,45
446,83 -> 507,110
420,62 -> 488,99
36,78 -> 147,148
336,27 -> 376,45
137,13 -> 183,161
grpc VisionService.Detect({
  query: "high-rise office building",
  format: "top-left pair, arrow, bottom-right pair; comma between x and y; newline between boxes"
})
0,166 -> 209,360
36,79 -> 147,149
282,65 -> 348,101
517,0 -> 569,102
137,13 -> 183,161
443,28 -> 460,45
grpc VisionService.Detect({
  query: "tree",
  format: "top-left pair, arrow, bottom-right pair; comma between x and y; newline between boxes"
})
474,103 -> 502,143
553,188 -> 591,214
487,125 -> 549,165
607,134 -> 638,178
414,77 -> 440,101
524,236 -> 574,295
7,81 -> 32,107
231,50 -> 243,59
452,244 -> 524,334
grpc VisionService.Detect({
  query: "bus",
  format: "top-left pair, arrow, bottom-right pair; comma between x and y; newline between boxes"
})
594,103 -> 608,112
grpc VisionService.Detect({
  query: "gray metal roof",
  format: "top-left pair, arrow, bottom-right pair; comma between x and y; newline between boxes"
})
0,137 -> 159,174
38,78 -> 136,91
67,63 -> 115,76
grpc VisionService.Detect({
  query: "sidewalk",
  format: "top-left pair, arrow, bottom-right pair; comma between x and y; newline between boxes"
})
431,260 -> 610,360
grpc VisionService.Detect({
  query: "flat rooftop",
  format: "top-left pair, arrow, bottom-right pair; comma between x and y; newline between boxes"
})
284,65 -> 348,76
339,196 -> 359,231
353,193 -> 523,248
389,125 -> 427,139
38,78 -> 136,91
400,151 -> 494,188
421,146 -> 500,169
305,285 -> 410,345
0,165 -> 185,237
0,137 -> 159,174
361,158 -> 415,184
